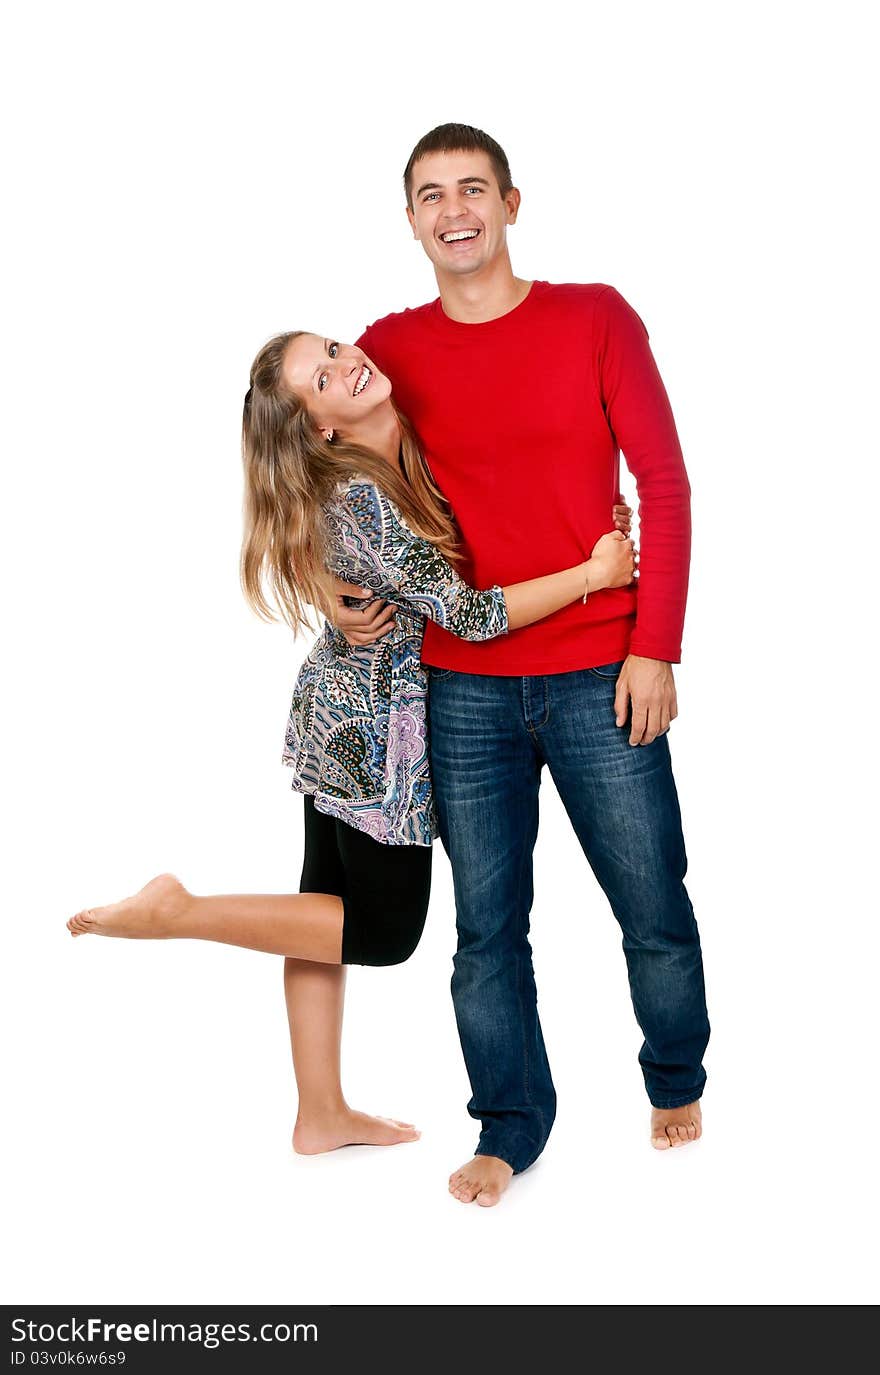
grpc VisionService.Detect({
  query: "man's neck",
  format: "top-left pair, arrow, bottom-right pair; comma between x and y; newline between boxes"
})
436,254 -> 533,324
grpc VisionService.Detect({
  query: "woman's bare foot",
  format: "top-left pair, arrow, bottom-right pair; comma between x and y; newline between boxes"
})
292,1109 -> 421,1155
448,1155 -> 513,1207
651,1100 -> 702,1149
67,873 -> 191,939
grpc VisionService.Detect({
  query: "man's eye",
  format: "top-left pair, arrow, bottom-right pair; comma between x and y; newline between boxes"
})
318,373 -> 328,391
423,192 -> 439,202
464,186 -> 482,194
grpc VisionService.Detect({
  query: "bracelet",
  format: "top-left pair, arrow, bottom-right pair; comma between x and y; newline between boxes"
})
582,569 -> 590,605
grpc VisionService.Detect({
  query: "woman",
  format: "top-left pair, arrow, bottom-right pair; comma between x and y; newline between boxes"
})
67,331 -> 635,1155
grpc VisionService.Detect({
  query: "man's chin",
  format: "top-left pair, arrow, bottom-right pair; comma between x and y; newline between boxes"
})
434,255 -> 486,278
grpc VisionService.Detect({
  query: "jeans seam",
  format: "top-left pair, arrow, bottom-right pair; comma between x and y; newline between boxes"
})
517,716 -> 538,1119
523,675 -> 550,730
517,804 -> 533,1116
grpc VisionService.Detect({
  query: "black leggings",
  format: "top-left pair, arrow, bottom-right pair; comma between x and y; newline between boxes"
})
298,795 -> 432,967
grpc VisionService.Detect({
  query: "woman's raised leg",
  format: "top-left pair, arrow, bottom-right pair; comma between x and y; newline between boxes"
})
284,958 -> 419,1152
66,872 -> 344,964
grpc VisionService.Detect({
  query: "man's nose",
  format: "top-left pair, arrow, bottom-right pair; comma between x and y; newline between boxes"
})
441,200 -> 469,224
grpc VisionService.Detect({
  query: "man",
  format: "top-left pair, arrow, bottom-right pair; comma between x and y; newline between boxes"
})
335,123 -> 710,1207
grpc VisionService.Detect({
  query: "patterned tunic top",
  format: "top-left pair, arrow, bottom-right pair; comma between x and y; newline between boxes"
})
282,477 -> 509,845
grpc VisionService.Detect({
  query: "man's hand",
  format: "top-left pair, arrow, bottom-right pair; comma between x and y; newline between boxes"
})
332,580 -> 397,646
615,655 -> 678,745
613,502 -> 633,535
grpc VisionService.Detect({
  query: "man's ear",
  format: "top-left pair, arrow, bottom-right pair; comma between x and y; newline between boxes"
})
406,205 -> 419,240
505,186 -> 522,225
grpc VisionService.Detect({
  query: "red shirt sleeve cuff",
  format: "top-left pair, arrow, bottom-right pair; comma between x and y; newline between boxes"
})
627,638 -> 682,664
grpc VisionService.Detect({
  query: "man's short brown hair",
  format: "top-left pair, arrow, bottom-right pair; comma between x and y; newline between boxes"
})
403,123 -> 514,209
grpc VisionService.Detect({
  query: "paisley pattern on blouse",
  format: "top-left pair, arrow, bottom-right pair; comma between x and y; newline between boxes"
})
282,477 -> 509,846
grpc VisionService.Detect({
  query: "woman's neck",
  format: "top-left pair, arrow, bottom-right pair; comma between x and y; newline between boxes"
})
343,402 -> 402,467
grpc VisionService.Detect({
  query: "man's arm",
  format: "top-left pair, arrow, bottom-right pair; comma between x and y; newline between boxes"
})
594,286 -> 691,744
332,583 -> 397,644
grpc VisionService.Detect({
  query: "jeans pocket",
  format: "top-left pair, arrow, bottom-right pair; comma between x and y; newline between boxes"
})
588,659 -> 625,680
426,665 -> 454,680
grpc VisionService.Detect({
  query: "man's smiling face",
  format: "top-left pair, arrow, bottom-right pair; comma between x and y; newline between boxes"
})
406,148 -> 520,280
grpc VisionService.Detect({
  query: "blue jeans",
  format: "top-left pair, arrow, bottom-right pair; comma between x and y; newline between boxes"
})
427,661 -> 710,1175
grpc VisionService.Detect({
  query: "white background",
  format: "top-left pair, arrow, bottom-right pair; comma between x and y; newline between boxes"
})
3,0 -> 877,1306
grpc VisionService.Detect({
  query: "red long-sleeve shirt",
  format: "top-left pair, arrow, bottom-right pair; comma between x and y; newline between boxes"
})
356,281 -> 691,673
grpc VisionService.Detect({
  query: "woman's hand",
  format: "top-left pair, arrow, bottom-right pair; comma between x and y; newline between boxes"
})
588,530 -> 637,589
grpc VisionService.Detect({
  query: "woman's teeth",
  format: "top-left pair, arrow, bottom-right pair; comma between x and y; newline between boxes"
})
353,365 -> 372,397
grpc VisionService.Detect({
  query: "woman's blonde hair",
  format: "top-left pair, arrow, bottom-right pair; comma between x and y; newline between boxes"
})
240,331 -> 462,634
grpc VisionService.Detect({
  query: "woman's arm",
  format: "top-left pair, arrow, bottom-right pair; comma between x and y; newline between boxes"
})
327,483 -> 635,643
331,500 -> 635,646
503,532 -> 634,630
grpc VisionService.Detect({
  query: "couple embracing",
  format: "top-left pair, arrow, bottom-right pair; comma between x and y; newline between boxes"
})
68,123 -> 710,1208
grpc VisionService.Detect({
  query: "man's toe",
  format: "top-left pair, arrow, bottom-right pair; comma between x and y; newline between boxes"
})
449,1172 -> 473,1200
476,1188 -> 501,1208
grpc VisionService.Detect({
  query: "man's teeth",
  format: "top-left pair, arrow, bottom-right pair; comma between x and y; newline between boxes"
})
441,229 -> 480,243
353,365 -> 372,397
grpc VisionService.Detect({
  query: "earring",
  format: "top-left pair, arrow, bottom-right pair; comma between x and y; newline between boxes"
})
326,430 -> 334,443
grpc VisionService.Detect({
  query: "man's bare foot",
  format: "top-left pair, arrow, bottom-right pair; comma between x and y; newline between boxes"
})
651,1100 -> 702,1149
67,873 -> 190,940
448,1155 -> 513,1207
292,1109 -> 420,1155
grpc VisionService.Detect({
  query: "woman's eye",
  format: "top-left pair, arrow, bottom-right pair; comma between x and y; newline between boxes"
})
318,373 -> 328,391
328,342 -> 338,358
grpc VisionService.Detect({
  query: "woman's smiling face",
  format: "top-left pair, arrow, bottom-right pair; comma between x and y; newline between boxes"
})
282,334 -> 392,438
